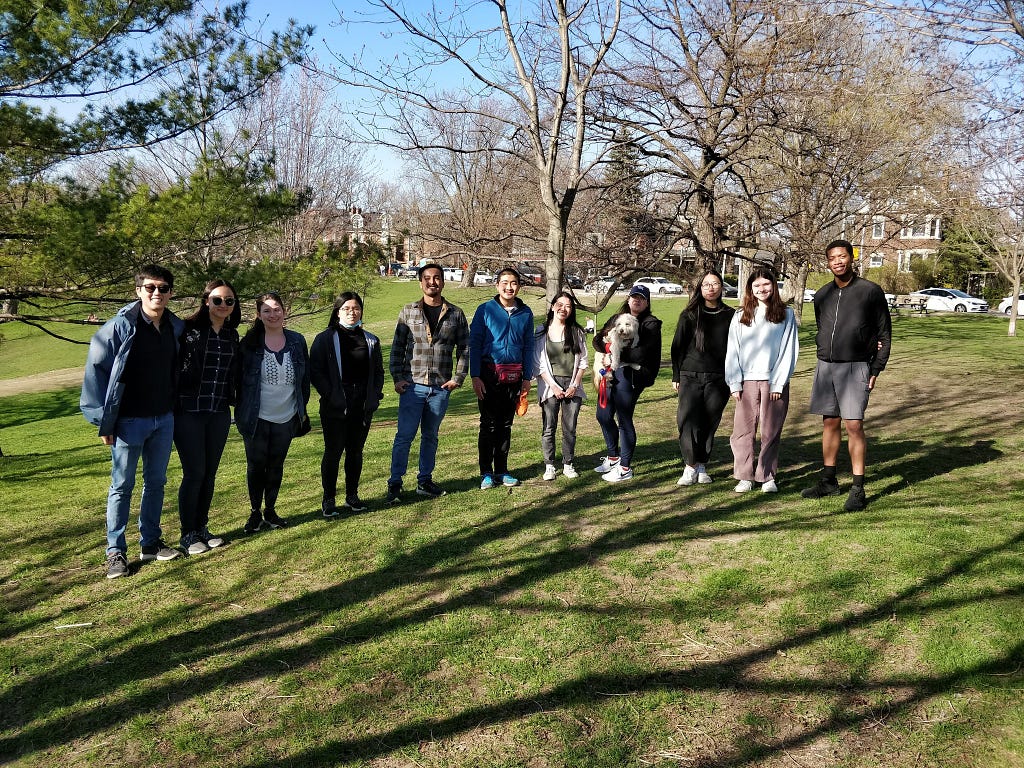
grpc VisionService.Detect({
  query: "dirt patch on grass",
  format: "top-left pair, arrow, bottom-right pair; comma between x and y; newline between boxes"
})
0,367 -> 82,396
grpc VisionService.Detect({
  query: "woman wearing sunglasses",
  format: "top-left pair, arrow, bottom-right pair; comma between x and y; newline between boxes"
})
173,279 -> 242,554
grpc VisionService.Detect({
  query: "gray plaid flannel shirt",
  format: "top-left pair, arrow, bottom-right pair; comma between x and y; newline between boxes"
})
389,299 -> 470,388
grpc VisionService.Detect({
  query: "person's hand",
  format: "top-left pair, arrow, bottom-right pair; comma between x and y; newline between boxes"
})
394,380 -> 410,394
769,391 -> 781,401
564,383 -> 578,398
101,435 -> 114,446
520,379 -> 531,395
601,353 -> 611,369
732,392 -> 741,401
672,381 -> 680,393
472,376 -> 486,399
442,379 -> 459,391
868,375 -> 877,391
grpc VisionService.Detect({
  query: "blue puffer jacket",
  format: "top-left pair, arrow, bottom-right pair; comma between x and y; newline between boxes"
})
80,301 -> 184,436
469,296 -> 535,379
234,329 -> 311,439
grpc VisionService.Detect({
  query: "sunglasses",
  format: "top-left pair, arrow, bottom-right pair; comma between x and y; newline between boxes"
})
141,283 -> 171,294
210,296 -> 236,306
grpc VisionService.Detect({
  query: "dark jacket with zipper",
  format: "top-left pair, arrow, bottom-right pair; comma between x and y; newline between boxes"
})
594,312 -> 663,388
309,327 -> 385,418
812,274 -> 892,377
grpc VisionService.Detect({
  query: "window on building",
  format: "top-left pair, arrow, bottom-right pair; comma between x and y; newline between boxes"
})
869,252 -> 883,268
871,217 -> 885,239
928,217 -> 941,238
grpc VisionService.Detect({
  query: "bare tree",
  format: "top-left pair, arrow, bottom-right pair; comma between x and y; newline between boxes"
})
331,0 -> 622,300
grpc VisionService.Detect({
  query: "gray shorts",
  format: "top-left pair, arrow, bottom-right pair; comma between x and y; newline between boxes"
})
809,360 -> 871,420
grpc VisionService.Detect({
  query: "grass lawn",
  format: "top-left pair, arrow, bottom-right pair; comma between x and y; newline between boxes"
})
1,284 -> 1023,767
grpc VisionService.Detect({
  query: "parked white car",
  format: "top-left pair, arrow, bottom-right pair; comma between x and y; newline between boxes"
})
632,276 -> 684,295
473,270 -> 495,286
803,288 -> 816,303
997,294 -> 1024,315
586,276 -> 622,293
909,288 -> 988,313
443,267 -> 464,283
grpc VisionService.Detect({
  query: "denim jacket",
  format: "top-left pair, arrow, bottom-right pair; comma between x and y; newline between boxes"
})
234,328 -> 310,439
80,301 -> 184,436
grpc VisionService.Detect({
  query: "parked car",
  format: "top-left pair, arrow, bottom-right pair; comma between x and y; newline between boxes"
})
586,275 -> 622,293
633,276 -> 684,295
722,281 -> 738,298
564,273 -> 584,289
909,288 -> 988,313
803,288 -> 816,303
473,270 -> 496,286
397,264 -> 419,277
517,264 -> 544,285
443,267 -> 464,283
997,294 -> 1024,315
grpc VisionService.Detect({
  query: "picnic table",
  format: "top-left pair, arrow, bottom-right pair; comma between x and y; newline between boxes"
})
889,295 -> 929,316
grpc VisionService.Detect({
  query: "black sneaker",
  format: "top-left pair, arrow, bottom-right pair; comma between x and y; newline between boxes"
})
263,510 -> 289,529
105,551 -> 129,579
416,479 -> 447,498
200,528 -> 224,548
800,479 -> 841,499
844,485 -> 867,512
244,510 -> 264,533
385,483 -> 402,505
181,531 -> 210,556
322,498 -> 340,519
140,539 -> 181,561
343,497 -> 368,513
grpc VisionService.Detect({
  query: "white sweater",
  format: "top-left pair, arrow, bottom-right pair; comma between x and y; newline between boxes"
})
724,305 -> 799,394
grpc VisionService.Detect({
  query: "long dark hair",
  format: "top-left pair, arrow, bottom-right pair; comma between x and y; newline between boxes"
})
541,291 -> 584,354
327,291 -> 364,331
680,268 -> 726,353
739,266 -> 787,326
242,291 -> 286,349
185,279 -> 241,329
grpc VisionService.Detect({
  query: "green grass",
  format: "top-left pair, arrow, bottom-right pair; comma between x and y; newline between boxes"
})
2,305 -> 1024,767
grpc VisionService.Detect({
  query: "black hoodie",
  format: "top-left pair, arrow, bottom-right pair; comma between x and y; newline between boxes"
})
812,274 -> 892,377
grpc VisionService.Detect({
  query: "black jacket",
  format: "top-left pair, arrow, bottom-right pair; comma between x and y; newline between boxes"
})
812,274 -> 892,376
309,327 -> 385,418
594,312 -> 663,388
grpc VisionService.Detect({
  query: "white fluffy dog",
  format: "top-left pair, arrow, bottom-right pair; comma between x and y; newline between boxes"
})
594,313 -> 641,388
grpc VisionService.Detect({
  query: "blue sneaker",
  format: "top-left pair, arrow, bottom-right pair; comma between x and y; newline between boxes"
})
501,474 -> 521,487
480,474 -> 496,490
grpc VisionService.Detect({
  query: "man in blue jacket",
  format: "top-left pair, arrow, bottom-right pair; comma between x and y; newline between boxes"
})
469,267 -> 534,489
81,265 -> 185,578
802,240 -> 892,511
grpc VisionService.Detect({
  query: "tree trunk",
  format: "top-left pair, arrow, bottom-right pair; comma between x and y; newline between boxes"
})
1009,272 -> 1020,337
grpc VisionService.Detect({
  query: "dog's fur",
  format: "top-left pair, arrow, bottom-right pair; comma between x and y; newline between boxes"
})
594,313 -> 641,388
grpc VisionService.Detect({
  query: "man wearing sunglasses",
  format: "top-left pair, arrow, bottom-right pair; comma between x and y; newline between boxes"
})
81,264 -> 185,578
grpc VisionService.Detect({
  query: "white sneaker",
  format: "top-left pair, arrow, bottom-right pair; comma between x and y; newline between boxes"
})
677,466 -> 698,486
602,465 -> 633,482
543,464 -> 557,481
761,479 -> 778,493
734,480 -> 754,493
562,464 -> 579,479
594,456 -> 620,473
696,465 -> 713,484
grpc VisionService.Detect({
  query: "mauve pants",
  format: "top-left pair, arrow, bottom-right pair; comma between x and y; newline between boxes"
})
729,380 -> 790,483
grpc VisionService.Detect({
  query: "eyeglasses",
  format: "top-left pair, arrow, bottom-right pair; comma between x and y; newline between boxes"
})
141,283 -> 171,294
210,296 -> 235,306
701,282 -> 722,289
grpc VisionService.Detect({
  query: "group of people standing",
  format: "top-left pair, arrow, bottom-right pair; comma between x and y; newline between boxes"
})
82,242 -> 890,580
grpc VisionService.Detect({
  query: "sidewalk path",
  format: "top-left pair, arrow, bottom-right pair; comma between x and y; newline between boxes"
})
0,367 -> 83,397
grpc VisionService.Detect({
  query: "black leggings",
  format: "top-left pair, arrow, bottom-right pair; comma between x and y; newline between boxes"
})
320,389 -> 371,503
242,417 -> 295,513
477,379 -> 519,476
174,409 -> 230,535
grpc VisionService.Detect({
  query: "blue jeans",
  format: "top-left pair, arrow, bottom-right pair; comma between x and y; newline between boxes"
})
389,384 -> 451,486
106,412 -> 175,555
595,368 -> 645,468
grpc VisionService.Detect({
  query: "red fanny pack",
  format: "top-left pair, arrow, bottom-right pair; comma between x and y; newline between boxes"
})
491,362 -> 523,385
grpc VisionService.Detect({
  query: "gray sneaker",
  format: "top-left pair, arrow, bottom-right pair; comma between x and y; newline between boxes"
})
200,528 -> 224,548
181,531 -> 210,556
140,539 -> 181,561
105,551 -> 129,579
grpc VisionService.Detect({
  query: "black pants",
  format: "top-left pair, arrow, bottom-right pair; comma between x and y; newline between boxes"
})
174,409 -> 231,535
242,417 -> 295,513
676,371 -> 730,466
477,378 -> 519,476
321,385 -> 371,504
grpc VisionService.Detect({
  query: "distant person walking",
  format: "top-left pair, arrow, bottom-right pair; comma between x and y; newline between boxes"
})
174,279 -> 242,555
592,284 -> 662,483
671,269 -> 735,486
534,292 -> 588,481
81,264 -> 184,578
802,239 -> 891,511
387,264 -> 469,502
310,292 -> 385,516
470,268 -> 534,489
235,292 -> 310,532
724,267 -> 799,493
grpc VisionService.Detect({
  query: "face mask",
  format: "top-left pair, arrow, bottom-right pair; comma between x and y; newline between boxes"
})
340,319 -> 362,330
